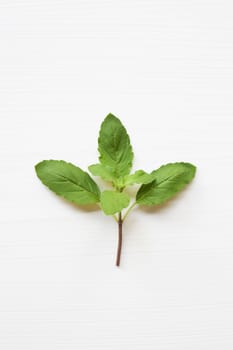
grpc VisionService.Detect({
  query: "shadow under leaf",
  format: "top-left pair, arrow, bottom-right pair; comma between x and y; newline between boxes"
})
138,192 -> 187,214
56,195 -> 100,213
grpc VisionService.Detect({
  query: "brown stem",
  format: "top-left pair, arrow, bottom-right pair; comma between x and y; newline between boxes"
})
116,212 -> 123,267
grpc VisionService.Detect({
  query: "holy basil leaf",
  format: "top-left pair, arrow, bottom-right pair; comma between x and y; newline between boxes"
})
35,160 -> 100,205
136,162 -> 196,206
100,191 -> 130,215
88,163 -> 116,182
124,170 -> 157,186
98,113 -> 134,177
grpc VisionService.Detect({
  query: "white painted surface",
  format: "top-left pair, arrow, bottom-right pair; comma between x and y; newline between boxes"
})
0,0 -> 233,349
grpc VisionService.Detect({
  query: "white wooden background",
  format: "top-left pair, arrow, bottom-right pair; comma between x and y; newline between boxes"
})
1,1 -> 233,349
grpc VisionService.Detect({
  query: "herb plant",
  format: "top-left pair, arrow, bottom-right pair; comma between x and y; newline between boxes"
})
35,114 -> 196,266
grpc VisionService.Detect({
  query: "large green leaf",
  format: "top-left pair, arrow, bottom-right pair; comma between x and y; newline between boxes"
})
136,162 -> 196,206
88,163 -> 116,182
35,160 -> 100,205
98,113 -> 134,177
100,191 -> 130,215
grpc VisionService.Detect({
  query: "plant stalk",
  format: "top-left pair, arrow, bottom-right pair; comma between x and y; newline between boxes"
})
116,212 -> 123,267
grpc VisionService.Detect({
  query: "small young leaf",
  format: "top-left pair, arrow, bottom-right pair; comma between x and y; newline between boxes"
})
88,163 -> 116,182
98,113 -> 134,177
136,162 -> 196,206
100,191 -> 130,215
35,160 -> 100,205
124,170 -> 157,186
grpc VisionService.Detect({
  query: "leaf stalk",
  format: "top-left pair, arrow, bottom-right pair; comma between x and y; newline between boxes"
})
122,201 -> 137,221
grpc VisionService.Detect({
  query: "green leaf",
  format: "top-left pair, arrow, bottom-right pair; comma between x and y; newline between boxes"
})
35,160 -> 100,205
88,163 -> 116,182
100,191 -> 130,215
136,162 -> 196,206
124,170 -> 157,186
98,113 -> 134,177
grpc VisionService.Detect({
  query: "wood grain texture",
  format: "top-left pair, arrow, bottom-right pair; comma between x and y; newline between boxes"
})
1,0 -> 233,349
